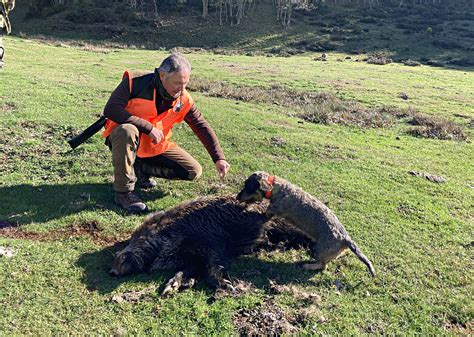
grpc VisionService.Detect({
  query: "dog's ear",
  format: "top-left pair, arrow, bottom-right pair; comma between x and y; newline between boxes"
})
259,178 -> 273,192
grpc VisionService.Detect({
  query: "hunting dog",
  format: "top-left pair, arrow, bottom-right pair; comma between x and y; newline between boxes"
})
237,171 -> 376,277
109,195 -> 311,295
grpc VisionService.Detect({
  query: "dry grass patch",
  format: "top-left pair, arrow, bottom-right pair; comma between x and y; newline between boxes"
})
408,114 -> 468,141
189,78 -> 395,128
366,55 -> 393,65
190,78 -> 468,141
298,98 -> 396,128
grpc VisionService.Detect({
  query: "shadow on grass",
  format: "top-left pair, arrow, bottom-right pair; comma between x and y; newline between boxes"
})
0,183 -> 166,225
76,243 -> 365,296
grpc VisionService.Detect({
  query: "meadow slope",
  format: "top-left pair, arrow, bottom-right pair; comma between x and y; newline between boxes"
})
0,37 -> 473,335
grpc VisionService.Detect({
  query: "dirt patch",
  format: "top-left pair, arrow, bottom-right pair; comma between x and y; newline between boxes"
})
268,279 -> 325,325
233,298 -> 299,335
0,221 -> 124,246
1,102 -> 17,113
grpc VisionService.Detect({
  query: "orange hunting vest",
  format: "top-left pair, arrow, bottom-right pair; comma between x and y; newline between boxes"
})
102,70 -> 194,158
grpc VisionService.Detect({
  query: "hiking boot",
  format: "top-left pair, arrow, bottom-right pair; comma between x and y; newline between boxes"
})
134,160 -> 157,189
115,192 -> 148,213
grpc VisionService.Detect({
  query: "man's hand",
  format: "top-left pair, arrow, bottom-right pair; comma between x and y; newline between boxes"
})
215,160 -> 230,181
148,127 -> 164,144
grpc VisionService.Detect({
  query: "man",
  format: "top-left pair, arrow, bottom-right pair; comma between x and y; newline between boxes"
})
0,0 -> 14,68
102,53 -> 230,213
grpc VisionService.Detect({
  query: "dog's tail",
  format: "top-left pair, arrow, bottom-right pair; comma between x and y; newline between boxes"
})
346,240 -> 376,277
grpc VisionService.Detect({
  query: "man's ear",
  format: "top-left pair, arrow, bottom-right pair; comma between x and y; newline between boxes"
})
159,70 -> 166,82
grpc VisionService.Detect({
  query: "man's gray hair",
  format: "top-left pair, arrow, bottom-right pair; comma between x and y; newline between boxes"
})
158,53 -> 191,75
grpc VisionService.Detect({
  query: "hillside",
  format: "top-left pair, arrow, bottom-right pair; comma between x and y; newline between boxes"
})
10,0 -> 474,66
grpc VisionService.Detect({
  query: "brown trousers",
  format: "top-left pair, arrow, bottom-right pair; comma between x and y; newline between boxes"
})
107,124 -> 202,192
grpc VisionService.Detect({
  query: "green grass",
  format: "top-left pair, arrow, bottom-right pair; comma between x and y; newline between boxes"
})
0,36 -> 473,335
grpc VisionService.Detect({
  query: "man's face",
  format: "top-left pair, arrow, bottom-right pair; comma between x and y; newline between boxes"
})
160,70 -> 190,99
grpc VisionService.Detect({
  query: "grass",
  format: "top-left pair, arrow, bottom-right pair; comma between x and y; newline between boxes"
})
0,36 -> 473,335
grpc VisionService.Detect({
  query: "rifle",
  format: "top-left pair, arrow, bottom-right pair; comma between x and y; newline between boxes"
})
68,116 -> 106,149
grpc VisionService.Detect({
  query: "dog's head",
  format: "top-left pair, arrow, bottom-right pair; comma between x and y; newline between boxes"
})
109,249 -> 142,277
237,171 -> 274,202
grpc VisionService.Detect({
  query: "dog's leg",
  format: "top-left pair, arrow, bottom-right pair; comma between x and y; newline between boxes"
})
304,241 -> 345,272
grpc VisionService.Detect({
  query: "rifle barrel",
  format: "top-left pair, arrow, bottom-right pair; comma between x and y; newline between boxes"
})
68,116 -> 106,149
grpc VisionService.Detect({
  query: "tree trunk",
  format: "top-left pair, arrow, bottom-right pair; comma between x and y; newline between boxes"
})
202,0 -> 209,18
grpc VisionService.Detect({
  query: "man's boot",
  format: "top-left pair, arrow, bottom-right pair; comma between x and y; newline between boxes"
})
134,160 -> 157,189
115,191 -> 148,213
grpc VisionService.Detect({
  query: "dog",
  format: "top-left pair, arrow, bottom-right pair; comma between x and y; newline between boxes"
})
109,195 -> 311,295
237,171 -> 376,277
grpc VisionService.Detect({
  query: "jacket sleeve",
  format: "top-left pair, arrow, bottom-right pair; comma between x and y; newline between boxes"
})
103,76 -> 154,134
184,104 -> 226,163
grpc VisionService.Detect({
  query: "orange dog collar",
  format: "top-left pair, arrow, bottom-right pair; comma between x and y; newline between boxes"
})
264,175 -> 275,199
